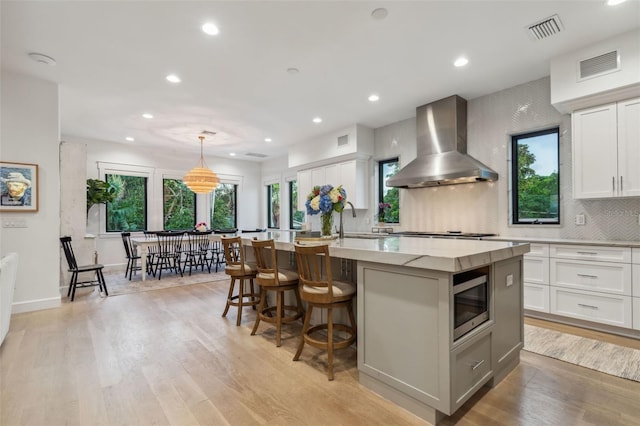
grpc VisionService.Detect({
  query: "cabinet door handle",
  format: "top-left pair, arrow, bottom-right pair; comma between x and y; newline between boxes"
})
577,251 -> 597,255
471,359 -> 485,371
612,176 -> 615,192
578,303 -> 599,309
620,176 -> 623,192
577,273 -> 598,279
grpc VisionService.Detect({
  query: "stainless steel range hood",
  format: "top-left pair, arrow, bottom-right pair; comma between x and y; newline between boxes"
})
386,95 -> 498,188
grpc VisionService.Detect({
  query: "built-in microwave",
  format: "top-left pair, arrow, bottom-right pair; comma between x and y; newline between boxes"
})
453,269 -> 490,340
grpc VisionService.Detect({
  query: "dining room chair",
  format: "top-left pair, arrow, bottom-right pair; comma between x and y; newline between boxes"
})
152,231 -> 184,279
60,236 -> 108,301
120,232 -> 141,280
250,238 -> 304,347
183,230 -> 212,275
220,235 -> 259,326
293,242 -> 356,380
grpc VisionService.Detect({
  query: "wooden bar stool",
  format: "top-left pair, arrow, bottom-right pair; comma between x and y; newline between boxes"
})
251,238 -> 304,347
293,242 -> 356,380
220,235 -> 260,326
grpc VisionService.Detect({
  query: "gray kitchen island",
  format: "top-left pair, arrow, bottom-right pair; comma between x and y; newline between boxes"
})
240,232 -> 530,424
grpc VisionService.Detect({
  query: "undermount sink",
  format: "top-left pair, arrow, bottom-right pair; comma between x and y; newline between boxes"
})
343,233 -> 389,239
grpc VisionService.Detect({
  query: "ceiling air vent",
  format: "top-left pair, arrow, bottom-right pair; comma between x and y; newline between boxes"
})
527,14 -> 563,41
337,134 -> 349,147
245,152 -> 268,158
201,130 -> 217,136
579,50 -> 620,80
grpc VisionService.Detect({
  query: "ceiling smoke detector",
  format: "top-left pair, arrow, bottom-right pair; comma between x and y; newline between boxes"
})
527,14 -> 563,41
28,52 -> 56,66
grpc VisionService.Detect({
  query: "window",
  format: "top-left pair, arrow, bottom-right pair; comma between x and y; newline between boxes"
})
211,183 -> 237,229
289,180 -> 305,230
378,158 -> 400,223
267,183 -> 280,229
105,174 -> 147,232
163,178 -> 196,230
511,127 -> 560,224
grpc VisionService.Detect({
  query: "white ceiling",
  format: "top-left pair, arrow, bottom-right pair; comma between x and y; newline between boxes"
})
2,1 -> 639,161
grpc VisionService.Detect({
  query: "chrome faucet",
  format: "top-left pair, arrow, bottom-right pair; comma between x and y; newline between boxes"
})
338,201 -> 356,239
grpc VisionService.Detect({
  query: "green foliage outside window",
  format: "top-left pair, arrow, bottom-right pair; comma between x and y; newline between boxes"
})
379,159 -> 400,223
105,174 -> 147,232
512,128 -> 559,224
290,180 -> 304,230
211,183 -> 237,229
268,183 -> 280,228
163,178 -> 196,230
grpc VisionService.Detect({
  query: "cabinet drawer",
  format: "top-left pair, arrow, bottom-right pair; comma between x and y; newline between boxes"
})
523,256 -> 549,285
550,244 -> 631,263
550,258 -> 631,295
452,333 -> 492,407
527,243 -> 549,257
634,298 -> 640,330
550,286 -> 632,328
634,265 -> 640,297
633,248 -> 640,265
524,283 -> 550,313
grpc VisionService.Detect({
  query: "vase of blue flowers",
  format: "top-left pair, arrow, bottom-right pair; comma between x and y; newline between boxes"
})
305,184 -> 347,237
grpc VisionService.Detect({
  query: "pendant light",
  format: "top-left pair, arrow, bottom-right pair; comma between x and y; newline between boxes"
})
183,135 -> 220,193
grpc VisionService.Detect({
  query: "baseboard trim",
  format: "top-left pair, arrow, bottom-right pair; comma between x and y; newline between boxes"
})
11,296 -> 61,314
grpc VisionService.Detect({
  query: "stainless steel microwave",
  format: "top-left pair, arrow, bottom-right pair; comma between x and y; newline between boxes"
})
453,271 -> 490,340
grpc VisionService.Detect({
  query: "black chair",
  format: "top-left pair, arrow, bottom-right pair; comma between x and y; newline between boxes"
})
121,232 -> 141,280
183,230 -> 212,275
241,228 -> 266,233
60,236 -> 108,301
152,231 -> 184,279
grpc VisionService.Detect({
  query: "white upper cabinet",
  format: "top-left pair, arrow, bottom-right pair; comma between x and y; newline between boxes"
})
297,159 -> 369,210
572,98 -> 640,199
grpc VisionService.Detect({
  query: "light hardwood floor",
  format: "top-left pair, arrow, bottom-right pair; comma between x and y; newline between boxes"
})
1,280 -> 639,426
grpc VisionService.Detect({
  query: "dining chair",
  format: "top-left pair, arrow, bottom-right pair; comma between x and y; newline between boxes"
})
220,235 -> 259,326
60,236 -> 108,301
183,230 -> 212,275
251,238 -> 304,347
293,242 -> 356,380
120,232 -> 141,280
152,231 -> 184,279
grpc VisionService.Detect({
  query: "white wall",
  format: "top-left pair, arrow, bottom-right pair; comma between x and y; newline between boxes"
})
374,77 -> 640,241
0,71 -> 61,313
61,135 -> 263,269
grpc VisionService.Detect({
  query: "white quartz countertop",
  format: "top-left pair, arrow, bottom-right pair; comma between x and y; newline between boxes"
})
240,232 -> 530,272
486,236 -> 640,248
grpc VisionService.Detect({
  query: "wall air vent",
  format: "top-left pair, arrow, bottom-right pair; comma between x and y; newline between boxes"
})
337,134 -> 349,147
527,14 -> 563,41
245,152 -> 268,158
578,50 -> 620,80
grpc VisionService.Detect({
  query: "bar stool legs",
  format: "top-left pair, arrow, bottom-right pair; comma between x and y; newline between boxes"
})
222,276 -> 260,326
251,283 -> 303,347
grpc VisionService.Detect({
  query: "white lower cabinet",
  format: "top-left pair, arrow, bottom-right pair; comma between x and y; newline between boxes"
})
524,283 -> 550,312
550,286 -> 632,328
550,258 -> 631,295
634,298 -> 640,330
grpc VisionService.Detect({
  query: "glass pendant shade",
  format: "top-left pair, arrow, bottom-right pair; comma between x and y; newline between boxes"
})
183,136 -> 220,194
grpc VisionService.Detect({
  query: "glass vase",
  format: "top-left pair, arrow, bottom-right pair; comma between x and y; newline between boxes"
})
320,212 -> 334,237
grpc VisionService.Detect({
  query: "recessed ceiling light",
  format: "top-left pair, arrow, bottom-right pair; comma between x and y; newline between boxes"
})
371,8 -> 388,20
368,94 -> 380,102
125,136 -> 135,142
264,138 -> 272,142
454,57 -> 469,67
166,74 -> 181,83
202,23 -> 219,35
142,113 -> 154,119
229,152 -> 236,157
312,117 -> 323,124
28,52 -> 56,66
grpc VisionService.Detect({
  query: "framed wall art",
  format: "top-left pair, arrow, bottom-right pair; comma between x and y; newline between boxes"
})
0,161 -> 39,212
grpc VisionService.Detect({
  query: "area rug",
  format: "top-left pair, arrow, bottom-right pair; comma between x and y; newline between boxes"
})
105,269 -> 229,296
523,324 -> 640,382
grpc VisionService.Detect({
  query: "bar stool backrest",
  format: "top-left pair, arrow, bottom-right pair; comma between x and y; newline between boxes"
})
251,238 -> 280,285
294,243 -> 333,303
221,235 -> 249,275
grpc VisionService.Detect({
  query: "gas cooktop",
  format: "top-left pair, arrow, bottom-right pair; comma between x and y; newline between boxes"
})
392,231 -> 497,239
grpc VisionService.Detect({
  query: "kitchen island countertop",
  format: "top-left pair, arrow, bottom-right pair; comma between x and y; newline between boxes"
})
240,231 -> 530,272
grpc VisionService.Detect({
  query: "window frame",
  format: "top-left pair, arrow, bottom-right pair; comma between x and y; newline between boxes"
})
378,157 -> 400,224
210,182 -> 238,230
510,126 -> 560,225
104,173 -> 149,233
288,179 -> 304,230
267,182 -> 280,229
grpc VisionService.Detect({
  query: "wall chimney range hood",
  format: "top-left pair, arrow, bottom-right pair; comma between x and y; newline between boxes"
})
386,95 -> 498,188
